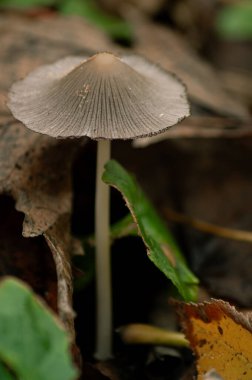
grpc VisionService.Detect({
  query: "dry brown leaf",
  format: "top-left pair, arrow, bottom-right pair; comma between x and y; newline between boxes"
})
133,116 -> 252,147
176,299 -> 252,380
132,19 -> 250,120
44,214 -> 77,338
219,69 -> 252,107
0,122 -> 81,235
0,195 -> 82,365
0,121 -> 85,340
99,0 -> 165,16
0,12 -> 112,116
2,13 -> 112,51
2,11 -> 249,125
0,195 -> 58,313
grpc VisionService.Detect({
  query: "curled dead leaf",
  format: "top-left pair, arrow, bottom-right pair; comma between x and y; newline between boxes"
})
44,214 -> 77,339
0,195 -> 58,314
0,121 -> 84,341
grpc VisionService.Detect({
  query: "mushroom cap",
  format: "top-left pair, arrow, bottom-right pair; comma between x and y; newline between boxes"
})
8,52 -> 189,140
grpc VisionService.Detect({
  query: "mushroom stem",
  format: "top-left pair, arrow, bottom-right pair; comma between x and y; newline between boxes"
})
95,139 -> 112,360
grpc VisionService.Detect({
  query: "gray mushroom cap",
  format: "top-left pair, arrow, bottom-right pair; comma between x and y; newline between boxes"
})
8,52 -> 190,140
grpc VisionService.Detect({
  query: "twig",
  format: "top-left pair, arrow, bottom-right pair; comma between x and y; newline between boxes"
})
164,208 -> 252,244
118,323 -> 189,347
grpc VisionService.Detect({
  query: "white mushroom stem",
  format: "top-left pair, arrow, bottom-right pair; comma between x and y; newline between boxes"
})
95,139 -> 112,360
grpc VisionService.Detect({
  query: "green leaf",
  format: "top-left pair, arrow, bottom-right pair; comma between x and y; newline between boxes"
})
216,1 -> 252,40
0,277 -> 78,380
73,240 -> 95,290
59,0 -> 133,42
0,362 -> 16,380
110,213 -> 138,241
103,160 -> 199,301
74,215 -> 136,290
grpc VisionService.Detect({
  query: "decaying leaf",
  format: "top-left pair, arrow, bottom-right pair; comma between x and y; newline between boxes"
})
1,11 -> 249,123
219,69 -> 252,107
176,299 -> 252,380
0,124 -> 79,237
133,116 -> 252,147
0,13 -> 112,119
0,120 -> 83,338
133,19 -> 250,120
0,195 -> 58,313
44,215 -> 77,339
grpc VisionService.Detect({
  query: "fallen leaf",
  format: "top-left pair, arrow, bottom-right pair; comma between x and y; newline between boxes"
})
0,195 -> 58,314
0,12 -> 112,116
133,18 -> 250,119
1,11 -> 249,122
133,116 -> 252,147
219,69 -> 252,107
44,214 -> 77,338
0,123 -> 78,235
0,120 -> 84,338
176,299 -> 252,380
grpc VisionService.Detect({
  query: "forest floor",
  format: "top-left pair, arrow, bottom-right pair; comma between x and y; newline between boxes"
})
0,4 -> 252,379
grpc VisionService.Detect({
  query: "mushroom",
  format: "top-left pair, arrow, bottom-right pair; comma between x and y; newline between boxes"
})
8,52 -> 190,360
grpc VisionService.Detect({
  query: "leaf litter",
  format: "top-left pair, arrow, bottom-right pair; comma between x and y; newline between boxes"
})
0,6 -> 251,380
0,120 -> 84,340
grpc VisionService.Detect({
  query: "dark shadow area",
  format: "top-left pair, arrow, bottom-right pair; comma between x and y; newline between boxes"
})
72,144 -> 180,367
0,194 -> 58,311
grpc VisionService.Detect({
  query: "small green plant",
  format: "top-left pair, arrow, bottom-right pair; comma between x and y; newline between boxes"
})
216,0 -> 252,40
77,159 -> 199,301
60,0 -> 133,42
103,159 -> 199,301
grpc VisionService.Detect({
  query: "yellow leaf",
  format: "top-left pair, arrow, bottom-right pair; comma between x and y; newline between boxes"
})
176,299 -> 252,380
